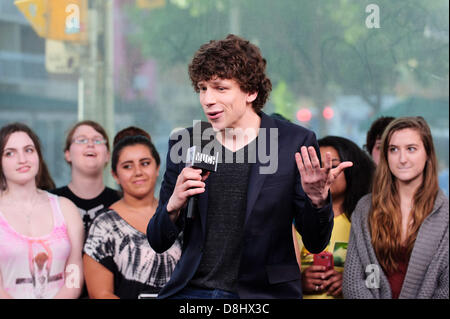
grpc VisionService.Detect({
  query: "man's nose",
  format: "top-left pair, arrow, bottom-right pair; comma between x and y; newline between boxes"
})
202,88 -> 216,106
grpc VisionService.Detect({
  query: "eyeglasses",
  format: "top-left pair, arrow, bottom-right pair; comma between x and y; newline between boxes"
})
72,137 -> 107,145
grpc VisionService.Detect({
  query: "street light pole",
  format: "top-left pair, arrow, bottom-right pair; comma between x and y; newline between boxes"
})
78,0 -> 115,187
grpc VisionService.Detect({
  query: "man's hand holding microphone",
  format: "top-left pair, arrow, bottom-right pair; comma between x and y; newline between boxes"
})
166,167 -> 210,222
166,144 -> 218,222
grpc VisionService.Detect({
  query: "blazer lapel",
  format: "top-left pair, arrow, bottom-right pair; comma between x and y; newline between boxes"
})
196,113 -> 279,230
191,120 -> 214,241
245,112 -> 278,226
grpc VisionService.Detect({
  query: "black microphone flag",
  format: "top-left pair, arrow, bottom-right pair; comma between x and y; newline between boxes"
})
185,121 -> 219,219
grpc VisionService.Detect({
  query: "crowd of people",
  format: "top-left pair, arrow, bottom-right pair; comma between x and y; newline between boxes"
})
0,34 -> 448,299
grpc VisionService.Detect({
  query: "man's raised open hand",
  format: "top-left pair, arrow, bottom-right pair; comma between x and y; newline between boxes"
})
295,146 -> 353,208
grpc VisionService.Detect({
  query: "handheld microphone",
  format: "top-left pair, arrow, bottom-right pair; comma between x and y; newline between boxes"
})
185,145 -> 219,219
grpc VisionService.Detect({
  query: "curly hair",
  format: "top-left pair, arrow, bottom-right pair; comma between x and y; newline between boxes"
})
188,34 -> 272,113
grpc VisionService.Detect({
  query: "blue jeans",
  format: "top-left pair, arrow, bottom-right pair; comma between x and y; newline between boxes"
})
169,287 -> 240,299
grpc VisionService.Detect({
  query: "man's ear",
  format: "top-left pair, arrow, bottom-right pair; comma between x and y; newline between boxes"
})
247,92 -> 258,104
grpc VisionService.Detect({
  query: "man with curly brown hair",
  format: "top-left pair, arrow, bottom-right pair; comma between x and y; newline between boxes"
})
147,34 -> 352,299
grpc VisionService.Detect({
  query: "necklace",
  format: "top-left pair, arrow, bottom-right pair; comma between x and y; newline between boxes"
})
23,193 -> 41,225
1,191 -> 41,225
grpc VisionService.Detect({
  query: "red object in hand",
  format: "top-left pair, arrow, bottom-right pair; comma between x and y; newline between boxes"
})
313,251 -> 334,271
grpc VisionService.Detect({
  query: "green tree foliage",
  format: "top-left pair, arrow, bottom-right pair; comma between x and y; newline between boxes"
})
126,0 -> 448,134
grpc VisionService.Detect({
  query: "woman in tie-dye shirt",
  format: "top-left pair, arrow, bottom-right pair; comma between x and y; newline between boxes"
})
83,134 -> 181,299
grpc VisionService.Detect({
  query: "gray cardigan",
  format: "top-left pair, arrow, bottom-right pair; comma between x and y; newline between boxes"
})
343,190 -> 449,299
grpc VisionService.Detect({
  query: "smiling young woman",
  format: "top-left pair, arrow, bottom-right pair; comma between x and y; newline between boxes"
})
83,134 -> 181,299
50,121 -> 120,235
343,117 -> 449,299
0,122 -> 84,299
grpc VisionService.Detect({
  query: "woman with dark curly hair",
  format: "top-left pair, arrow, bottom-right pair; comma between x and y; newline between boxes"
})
295,136 -> 375,298
148,34 -> 352,299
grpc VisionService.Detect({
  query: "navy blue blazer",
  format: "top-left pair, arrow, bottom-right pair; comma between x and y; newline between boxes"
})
147,112 -> 334,299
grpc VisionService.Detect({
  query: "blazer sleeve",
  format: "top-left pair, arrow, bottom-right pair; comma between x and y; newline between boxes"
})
292,130 -> 334,254
147,135 -> 186,253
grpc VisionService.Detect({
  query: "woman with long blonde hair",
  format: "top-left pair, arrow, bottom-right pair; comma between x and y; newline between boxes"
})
343,117 -> 448,299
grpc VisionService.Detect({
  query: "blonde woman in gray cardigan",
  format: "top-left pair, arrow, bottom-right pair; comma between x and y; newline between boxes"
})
343,117 -> 449,299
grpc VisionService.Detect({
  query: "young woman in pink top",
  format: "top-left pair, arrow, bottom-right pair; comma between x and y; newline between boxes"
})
0,123 -> 84,299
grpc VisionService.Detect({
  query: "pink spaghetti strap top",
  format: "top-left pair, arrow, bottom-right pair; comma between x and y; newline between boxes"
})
0,192 -> 71,299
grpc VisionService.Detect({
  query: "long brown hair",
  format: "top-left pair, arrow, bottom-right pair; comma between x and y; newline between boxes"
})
0,123 -> 55,191
369,117 -> 439,273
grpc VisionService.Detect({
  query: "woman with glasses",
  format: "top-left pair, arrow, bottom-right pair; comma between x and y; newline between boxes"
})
0,123 -> 84,298
50,121 -> 120,235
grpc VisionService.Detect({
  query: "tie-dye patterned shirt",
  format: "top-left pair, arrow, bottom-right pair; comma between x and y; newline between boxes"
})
83,209 -> 181,299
